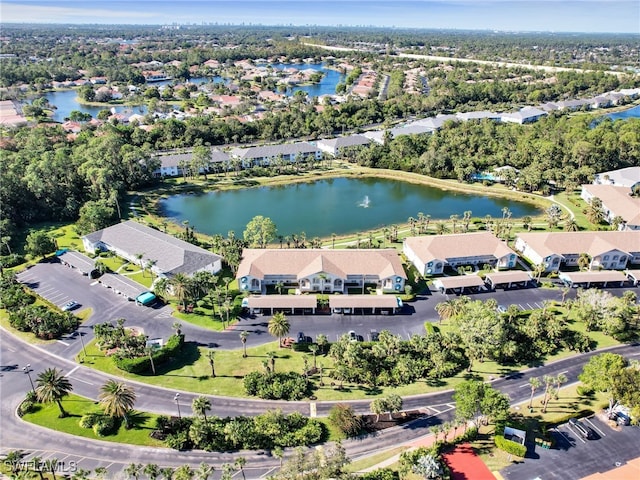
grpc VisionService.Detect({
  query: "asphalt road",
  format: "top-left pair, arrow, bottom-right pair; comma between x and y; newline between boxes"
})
3,323 -> 639,478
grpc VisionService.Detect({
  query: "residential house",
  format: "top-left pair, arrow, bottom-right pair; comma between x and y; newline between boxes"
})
236,249 -> 406,294
82,220 -> 222,279
403,233 -> 518,276
580,184 -> 640,230
593,166 -> 640,190
500,106 -> 547,124
514,231 -> 640,272
230,142 -> 321,168
153,147 -> 230,177
316,135 -> 371,156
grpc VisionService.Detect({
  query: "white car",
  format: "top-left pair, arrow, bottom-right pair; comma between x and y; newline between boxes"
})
61,300 -> 79,311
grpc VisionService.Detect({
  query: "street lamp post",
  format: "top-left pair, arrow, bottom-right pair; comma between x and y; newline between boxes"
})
174,393 -> 181,419
78,331 -> 87,360
23,364 -> 35,393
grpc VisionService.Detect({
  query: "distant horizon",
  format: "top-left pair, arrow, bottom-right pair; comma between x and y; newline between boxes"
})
1,1 -> 639,34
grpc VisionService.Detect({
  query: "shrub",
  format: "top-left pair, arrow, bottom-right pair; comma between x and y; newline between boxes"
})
18,400 -> 35,416
243,371 -> 309,400
114,334 -> 183,373
165,430 -> 191,451
0,254 -> 26,268
328,404 -> 363,437
576,385 -> 594,397
93,416 -> 116,436
360,469 -> 400,480
79,413 -> 100,429
494,435 -> 527,457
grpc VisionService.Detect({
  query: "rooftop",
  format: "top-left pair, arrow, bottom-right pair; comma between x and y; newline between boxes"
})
404,233 -> 516,262
516,230 -> 640,258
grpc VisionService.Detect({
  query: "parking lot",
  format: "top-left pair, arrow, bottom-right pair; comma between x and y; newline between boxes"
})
501,416 -> 640,480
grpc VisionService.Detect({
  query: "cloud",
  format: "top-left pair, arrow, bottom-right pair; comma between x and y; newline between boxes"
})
1,3 -> 154,22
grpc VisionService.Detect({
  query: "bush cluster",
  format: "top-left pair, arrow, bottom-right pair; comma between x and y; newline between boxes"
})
155,410 -> 326,452
9,304 -> 79,339
243,371 -> 310,400
79,413 -> 117,436
0,254 -> 26,268
113,334 -> 183,373
328,404 -> 363,437
494,435 -> 527,457
0,273 -> 35,309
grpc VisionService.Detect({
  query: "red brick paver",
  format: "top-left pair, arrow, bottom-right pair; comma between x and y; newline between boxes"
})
442,443 -> 495,480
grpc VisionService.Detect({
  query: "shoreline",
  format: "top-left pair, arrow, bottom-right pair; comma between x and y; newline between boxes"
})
137,165 -> 552,243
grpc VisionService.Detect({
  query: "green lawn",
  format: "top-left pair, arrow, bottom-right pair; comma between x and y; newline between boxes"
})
346,446 -> 410,473
22,394 -> 164,447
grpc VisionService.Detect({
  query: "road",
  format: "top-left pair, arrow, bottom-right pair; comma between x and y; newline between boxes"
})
3,323 -> 639,478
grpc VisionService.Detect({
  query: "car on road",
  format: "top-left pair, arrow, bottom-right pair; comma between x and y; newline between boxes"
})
497,304 -> 507,313
297,332 -> 305,343
609,411 -> 630,426
569,417 -> 597,440
348,330 -> 358,342
61,300 -> 79,311
370,329 -> 379,341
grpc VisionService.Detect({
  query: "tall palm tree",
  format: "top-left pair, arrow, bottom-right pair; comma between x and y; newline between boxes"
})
239,330 -> 249,358
268,312 -> 290,347
267,351 -> 277,373
192,396 -> 211,424
35,368 -> 73,418
170,273 -> 191,309
206,350 -> 216,378
527,377 -> 541,409
234,458 -> 247,480
144,464 -> 161,480
99,380 -> 136,429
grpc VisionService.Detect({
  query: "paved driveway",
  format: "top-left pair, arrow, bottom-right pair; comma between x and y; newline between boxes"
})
501,416 -> 640,480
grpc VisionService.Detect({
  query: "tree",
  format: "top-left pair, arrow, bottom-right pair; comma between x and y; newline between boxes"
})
192,396 -> 211,424
385,394 -> 403,420
527,377 -> 541,409
577,252 -> 591,271
234,457 -> 246,480
25,231 -> 56,259
144,464 -> 161,480
370,398 -> 387,423
579,353 -> 629,411
99,379 -> 136,429
586,197 -> 605,225
206,350 -> 216,378
328,403 -> 363,437
240,330 -> 249,358
243,215 -> 277,248
35,367 -> 72,417
545,204 -> 563,228
195,463 -> 214,480
170,273 -> 191,309
125,463 -> 142,480
268,312 -> 290,347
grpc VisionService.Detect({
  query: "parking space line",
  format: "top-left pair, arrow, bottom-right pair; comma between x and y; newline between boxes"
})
429,406 -> 441,414
553,427 -> 572,444
584,418 -> 606,437
56,340 -> 70,346
565,424 -> 586,443
526,303 -> 534,309
66,366 -> 79,376
533,302 -> 542,309
518,383 -> 529,388
446,404 -> 455,409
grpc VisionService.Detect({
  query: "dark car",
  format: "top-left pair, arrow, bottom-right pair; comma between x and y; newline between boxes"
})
609,411 -> 630,426
297,332 -> 306,343
370,329 -> 379,342
569,418 -> 597,440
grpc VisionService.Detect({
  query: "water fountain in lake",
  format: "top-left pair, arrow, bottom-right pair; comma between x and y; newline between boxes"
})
359,195 -> 371,208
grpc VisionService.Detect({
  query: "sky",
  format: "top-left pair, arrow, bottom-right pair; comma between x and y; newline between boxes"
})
1,1 -> 639,34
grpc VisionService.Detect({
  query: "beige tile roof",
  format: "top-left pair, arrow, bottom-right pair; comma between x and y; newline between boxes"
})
484,271 -> 532,284
582,184 -> 640,225
558,270 -> 627,283
237,249 -> 406,280
433,275 -> 485,289
404,233 -> 516,262
516,230 -> 640,258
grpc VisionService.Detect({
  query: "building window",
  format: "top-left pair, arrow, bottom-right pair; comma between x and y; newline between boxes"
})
613,255 -> 618,261
552,258 -> 560,265
620,256 -> 627,262
436,263 -> 443,269
604,255 -> 609,260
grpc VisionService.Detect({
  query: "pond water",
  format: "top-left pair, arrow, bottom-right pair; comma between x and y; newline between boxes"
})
42,77 -> 218,122
603,104 -> 640,121
158,176 -> 540,239
257,62 -> 345,97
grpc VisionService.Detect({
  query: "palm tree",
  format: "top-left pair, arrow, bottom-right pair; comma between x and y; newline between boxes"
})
206,350 -> 216,378
99,380 -> 136,429
125,463 -> 142,480
273,447 -> 284,469
268,312 -> 290,347
146,346 -> 156,375
267,351 -> 277,373
192,396 -> 211,424
235,458 -> 247,480
196,463 -> 214,480
316,333 -> 328,354
35,368 -> 73,418
564,217 -> 579,232
527,377 -> 541,409
309,344 -> 319,368
523,215 -> 533,231
435,299 -> 457,323
160,467 -> 175,480
578,252 -> 591,271
170,273 -> 191,309
239,330 -> 249,358
144,464 -> 160,480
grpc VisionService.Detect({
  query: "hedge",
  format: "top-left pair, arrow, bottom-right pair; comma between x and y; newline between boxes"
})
114,334 -> 184,373
494,435 -> 527,457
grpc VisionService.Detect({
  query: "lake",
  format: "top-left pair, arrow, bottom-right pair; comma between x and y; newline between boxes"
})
257,63 -> 345,97
604,104 -> 640,121
158,176 -> 540,238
